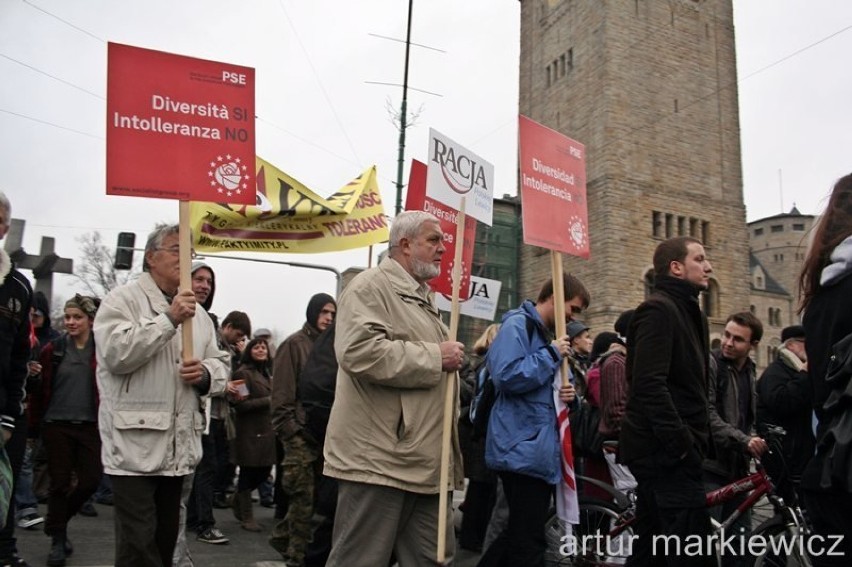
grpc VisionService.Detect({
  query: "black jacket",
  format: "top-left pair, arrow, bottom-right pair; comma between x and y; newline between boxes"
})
756,349 -> 815,480
298,323 -> 337,446
619,276 -> 711,467
804,273 -> 852,419
0,257 -> 33,430
802,267 -> 852,492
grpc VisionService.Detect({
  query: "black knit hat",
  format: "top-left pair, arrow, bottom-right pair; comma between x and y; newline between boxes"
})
306,293 -> 336,330
591,331 -> 620,362
614,309 -> 635,341
781,325 -> 805,343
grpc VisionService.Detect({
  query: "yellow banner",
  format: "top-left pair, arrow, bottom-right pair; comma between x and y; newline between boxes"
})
190,157 -> 389,253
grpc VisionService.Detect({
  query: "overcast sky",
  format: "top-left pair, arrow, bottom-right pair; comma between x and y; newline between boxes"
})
2,0 -> 851,339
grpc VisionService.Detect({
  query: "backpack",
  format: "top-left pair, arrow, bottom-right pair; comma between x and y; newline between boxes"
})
469,363 -> 493,441
469,316 -> 536,441
571,399 -> 605,458
815,331 -> 852,491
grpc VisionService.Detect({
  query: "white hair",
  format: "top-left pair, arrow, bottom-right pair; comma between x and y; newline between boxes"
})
142,223 -> 180,272
389,211 -> 440,248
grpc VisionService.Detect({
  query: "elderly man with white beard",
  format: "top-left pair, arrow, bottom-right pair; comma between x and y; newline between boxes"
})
323,211 -> 466,567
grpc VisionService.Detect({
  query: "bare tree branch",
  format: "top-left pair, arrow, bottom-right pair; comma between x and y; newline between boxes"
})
73,231 -> 139,298
385,96 -> 425,132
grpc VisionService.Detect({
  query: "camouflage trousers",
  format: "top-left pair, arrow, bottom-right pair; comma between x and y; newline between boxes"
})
269,434 -> 319,565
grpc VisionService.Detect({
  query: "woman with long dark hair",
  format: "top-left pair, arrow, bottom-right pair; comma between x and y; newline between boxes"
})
230,338 -> 276,532
798,173 -> 852,565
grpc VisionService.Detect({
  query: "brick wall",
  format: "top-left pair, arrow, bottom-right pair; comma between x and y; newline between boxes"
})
517,0 -> 748,338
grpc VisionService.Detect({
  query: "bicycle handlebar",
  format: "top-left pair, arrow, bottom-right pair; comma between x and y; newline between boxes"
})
759,423 -> 788,441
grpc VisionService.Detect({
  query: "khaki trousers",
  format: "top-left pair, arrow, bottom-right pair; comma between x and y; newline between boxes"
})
326,479 -> 455,567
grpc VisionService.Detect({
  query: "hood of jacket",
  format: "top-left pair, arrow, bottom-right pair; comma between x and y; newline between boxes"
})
32,290 -> 54,342
191,261 -> 216,311
820,235 -> 852,287
501,299 -> 553,340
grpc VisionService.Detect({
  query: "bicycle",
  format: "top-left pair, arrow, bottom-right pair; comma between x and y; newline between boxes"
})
545,425 -> 812,567
544,443 -> 636,566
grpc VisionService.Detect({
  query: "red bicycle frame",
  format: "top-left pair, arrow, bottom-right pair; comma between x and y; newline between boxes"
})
705,467 -> 772,532
603,464 -> 775,538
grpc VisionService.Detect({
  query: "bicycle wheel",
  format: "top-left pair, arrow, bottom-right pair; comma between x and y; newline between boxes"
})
545,499 -> 634,566
751,522 -> 812,567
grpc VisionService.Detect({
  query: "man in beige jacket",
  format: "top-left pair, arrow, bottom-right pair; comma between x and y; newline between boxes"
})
324,211 -> 465,567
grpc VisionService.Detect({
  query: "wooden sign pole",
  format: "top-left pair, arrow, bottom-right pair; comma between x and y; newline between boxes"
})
551,250 -> 569,386
437,197 -> 466,563
179,201 -> 194,362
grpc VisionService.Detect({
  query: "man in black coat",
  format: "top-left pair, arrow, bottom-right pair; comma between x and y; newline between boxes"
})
756,325 -> 814,503
619,236 -> 715,567
0,192 -> 34,567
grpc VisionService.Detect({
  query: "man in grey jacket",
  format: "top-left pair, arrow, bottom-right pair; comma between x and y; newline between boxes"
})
704,311 -> 767,567
94,224 -> 228,567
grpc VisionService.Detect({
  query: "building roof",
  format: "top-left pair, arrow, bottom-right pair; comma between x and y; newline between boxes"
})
747,204 -> 813,225
749,253 -> 789,296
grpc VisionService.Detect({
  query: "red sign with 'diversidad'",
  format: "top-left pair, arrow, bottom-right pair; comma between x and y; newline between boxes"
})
107,42 -> 255,204
518,115 -> 589,258
406,160 -> 476,300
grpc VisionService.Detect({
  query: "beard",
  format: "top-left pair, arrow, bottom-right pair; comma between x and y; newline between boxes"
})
410,256 -> 441,282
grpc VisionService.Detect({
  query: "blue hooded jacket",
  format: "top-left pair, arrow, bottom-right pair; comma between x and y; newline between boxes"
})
484,300 -> 564,484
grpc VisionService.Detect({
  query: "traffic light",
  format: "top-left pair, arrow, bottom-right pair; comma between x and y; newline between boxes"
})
114,232 -> 135,270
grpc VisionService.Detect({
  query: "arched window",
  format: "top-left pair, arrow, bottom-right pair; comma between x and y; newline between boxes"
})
701,279 -> 720,318
767,345 -> 779,362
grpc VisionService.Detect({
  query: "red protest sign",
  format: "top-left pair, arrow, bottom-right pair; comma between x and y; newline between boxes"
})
406,160 -> 476,300
518,115 -> 589,258
107,42 -> 255,204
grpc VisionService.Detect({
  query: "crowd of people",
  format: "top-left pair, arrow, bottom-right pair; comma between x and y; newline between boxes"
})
0,174 -> 849,567
5,213 -> 343,567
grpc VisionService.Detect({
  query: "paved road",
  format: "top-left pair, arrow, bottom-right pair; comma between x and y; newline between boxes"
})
15,498 -> 483,567
15,493 -> 774,566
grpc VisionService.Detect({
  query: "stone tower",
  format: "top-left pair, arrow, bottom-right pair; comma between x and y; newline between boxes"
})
517,0 -> 750,339
748,206 -> 815,305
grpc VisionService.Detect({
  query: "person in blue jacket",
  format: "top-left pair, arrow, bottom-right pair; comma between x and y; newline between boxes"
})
479,273 -> 590,567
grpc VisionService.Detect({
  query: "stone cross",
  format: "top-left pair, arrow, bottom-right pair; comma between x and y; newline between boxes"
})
4,219 -> 74,302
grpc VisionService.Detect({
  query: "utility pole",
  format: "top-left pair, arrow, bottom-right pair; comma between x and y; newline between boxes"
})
4,219 -> 74,302
394,0 -> 414,216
